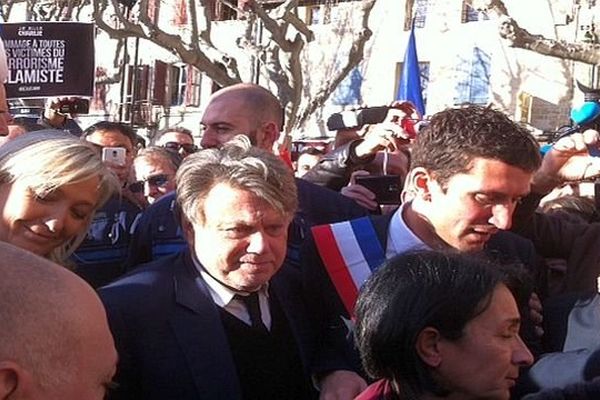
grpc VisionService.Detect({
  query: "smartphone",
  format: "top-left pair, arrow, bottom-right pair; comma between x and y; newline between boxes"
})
355,175 -> 402,205
102,147 -> 126,166
58,98 -> 90,114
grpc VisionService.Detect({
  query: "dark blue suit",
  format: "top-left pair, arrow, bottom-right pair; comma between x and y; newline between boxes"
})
100,250 -> 354,400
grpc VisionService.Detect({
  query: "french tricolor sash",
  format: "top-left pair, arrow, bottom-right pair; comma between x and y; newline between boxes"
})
311,217 -> 385,316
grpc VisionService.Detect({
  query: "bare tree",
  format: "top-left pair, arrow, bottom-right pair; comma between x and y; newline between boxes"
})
92,0 -> 377,134
0,0 -> 90,21
469,0 -> 600,65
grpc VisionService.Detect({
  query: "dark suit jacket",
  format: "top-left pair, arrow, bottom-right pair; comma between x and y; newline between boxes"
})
302,213 -> 542,360
513,193 -> 600,294
100,250 -> 352,400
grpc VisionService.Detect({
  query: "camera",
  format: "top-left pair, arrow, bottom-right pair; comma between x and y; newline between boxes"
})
326,106 -> 390,131
58,98 -> 90,114
355,175 -> 402,205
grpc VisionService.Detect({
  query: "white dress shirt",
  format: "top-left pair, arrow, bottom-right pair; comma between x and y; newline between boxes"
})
385,201 -> 430,257
193,258 -> 272,330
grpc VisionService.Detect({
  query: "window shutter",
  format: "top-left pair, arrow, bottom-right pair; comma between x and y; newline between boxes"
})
152,60 -> 168,106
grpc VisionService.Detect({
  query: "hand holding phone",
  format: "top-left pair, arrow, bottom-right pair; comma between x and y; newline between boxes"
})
102,147 -> 126,167
355,175 -> 402,205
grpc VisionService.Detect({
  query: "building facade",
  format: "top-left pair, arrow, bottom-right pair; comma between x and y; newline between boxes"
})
3,0 -> 598,139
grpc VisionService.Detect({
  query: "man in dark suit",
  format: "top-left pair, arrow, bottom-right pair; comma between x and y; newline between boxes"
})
100,138 -> 366,400
304,106 -> 547,365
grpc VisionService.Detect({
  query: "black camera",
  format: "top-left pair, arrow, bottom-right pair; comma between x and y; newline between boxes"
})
58,98 -> 90,114
355,175 -> 402,205
326,106 -> 390,131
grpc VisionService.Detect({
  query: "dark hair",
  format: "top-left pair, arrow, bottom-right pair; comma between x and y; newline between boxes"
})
411,105 -> 541,187
541,195 -> 600,223
354,250 -> 514,399
152,126 -> 194,145
81,121 -> 137,147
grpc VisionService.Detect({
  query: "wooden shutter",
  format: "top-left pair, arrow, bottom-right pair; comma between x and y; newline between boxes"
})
152,60 -> 168,106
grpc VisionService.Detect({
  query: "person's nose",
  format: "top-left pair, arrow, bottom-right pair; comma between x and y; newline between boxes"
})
489,203 -> 514,230
144,181 -> 158,198
45,207 -> 68,234
200,129 -> 218,149
513,334 -> 534,367
246,231 -> 268,254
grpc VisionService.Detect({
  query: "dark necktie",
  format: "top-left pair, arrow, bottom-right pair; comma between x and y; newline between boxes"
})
236,292 -> 269,333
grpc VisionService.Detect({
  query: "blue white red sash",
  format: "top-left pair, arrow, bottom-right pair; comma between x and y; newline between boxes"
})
311,217 -> 385,316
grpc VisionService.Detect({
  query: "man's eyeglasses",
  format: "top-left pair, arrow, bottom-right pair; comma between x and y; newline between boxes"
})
163,142 -> 198,154
129,174 -> 170,193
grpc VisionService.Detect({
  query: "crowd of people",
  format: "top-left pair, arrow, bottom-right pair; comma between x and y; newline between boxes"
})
4,80 -> 600,400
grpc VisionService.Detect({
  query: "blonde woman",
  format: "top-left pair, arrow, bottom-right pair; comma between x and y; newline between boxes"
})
0,130 -> 119,264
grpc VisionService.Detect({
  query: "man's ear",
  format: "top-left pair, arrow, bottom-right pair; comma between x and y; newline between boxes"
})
405,167 -> 435,201
415,327 -> 443,368
0,361 -> 21,399
181,217 -> 195,247
259,121 -> 279,151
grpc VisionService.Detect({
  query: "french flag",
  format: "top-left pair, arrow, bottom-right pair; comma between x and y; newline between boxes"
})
311,217 -> 386,316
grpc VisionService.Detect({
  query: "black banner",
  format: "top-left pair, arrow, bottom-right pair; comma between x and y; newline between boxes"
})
1,22 -> 94,99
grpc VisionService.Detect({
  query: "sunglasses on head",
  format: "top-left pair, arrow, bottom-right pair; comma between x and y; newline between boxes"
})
163,142 -> 198,153
129,174 -> 170,193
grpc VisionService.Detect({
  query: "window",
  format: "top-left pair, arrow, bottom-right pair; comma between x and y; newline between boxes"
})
413,0 -> 431,29
306,6 -> 321,25
126,65 -> 150,104
331,67 -> 363,106
306,5 -> 331,25
172,0 -> 188,26
394,61 -> 429,111
454,47 -> 491,105
184,66 -> 202,107
160,64 -> 202,107
147,0 -> 161,24
91,67 -> 109,112
461,1 -> 489,23
168,64 -> 186,106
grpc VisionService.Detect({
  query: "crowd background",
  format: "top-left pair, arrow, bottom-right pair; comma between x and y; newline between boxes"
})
4,41 -> 600,398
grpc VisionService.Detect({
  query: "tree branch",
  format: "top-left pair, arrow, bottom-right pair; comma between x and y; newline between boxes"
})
188,0 -> 201,52
93,0 -> 240,86
296,0 -> 376,129
472,0 -> 600,65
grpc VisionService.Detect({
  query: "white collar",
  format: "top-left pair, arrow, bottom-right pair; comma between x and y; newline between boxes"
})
386,201 -> 430,257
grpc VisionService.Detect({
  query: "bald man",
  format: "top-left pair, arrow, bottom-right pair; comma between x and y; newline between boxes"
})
199,83 -> 284,150
0,242 -> 117,400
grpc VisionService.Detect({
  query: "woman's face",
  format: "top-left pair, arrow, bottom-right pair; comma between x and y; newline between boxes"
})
433,285 -> 534,400
0,177 -> 100,257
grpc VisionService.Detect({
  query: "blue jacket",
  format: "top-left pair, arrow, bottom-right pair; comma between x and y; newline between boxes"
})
71,195 -> 141,288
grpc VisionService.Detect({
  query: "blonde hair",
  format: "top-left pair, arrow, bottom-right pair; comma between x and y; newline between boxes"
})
0,130 -> 120,263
